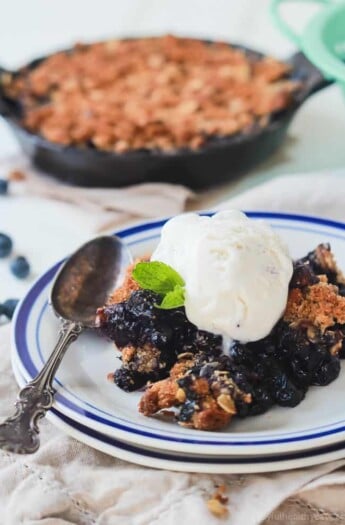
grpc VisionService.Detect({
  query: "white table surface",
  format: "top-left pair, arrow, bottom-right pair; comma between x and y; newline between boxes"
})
1,0 -> 345,302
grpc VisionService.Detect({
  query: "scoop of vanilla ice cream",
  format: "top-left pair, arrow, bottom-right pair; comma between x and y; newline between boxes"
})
151,210 -> 293,342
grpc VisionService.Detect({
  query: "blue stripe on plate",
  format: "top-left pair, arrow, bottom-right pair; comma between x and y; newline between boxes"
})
116,211 -> 345,239
53,407 -> 345,465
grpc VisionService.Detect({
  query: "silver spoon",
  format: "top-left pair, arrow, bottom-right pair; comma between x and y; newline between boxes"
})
0,235 -> 132,454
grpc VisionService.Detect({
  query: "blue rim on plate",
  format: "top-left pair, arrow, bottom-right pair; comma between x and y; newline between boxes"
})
13,363 -> 345,473
12,211 -> 345,451
50,408 -> 345,464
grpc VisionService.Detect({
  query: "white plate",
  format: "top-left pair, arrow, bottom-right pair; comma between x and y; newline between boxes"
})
11,212 -> 345,456
11,358 -> 345,473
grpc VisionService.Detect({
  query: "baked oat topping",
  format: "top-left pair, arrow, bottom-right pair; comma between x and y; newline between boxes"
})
284,282 -> 345,330
5,35 -> 300,152
285,244 -> 345,331
107,258 -> 146,304
207,485 -> 229,518
207,498 -> 229,519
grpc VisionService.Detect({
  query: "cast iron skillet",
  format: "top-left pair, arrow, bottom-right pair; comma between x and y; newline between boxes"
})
0,43 -> 332,189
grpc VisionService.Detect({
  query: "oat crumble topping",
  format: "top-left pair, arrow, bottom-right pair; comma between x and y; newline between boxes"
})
4,35 -> 299,152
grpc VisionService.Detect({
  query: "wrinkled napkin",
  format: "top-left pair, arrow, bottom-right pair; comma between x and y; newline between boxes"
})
0,156 -> 194,232
2,167 -> 345,524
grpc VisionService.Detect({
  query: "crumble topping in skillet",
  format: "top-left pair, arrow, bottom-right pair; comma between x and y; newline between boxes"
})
4,35 -> 300,152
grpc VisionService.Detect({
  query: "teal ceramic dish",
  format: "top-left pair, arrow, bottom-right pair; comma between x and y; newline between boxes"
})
271,0 -> 345,91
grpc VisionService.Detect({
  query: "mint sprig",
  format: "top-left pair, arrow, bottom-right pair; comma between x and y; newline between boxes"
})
159,284 -> 185,309
132,261 -> 185,309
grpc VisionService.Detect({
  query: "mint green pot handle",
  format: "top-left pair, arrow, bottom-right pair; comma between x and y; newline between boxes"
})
270,0 -> 336,46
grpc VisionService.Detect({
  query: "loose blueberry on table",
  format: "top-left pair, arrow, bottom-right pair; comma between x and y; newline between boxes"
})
0,298 -> 19,323
1,299 -> 19,320
0,233 -> 13,258
10,256 -> 30,279
0,179 -> 8,195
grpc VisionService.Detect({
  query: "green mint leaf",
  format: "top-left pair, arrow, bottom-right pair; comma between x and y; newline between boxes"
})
157,284 -> 185,309
132,261 -> 185,295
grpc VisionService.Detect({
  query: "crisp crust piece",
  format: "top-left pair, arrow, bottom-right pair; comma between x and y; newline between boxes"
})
313,244 -> 345,284
95,256 -> 148,326
188,398 -> 232,431
139,355 -> 251,431
170,357 -> 195,379
139,378 -> 234,431
139,378 -> 180,415
122,344 -> 162,374
285,243 -> 345,331
285,281 -> 345,331
108,258 -> 147,304
139,358 -> 193,415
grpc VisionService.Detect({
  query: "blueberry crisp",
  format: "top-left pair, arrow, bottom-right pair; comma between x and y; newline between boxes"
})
96,242 -> 345,431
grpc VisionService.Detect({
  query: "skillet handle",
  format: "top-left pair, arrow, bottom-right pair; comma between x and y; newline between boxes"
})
270,0 -> 337,46
290,51 -> 333,98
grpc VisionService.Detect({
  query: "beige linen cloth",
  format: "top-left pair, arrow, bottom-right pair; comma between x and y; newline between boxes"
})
2,163 -> 345,524
0,157 -> 194,232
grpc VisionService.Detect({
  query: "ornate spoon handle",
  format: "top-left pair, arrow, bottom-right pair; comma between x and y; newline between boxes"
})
0,321 -> 83,454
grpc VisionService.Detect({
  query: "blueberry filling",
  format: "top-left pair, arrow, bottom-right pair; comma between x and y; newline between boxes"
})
101,289 -> 222,390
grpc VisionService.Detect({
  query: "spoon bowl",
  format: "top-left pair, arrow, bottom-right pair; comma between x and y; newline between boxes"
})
52,235 -> 131,327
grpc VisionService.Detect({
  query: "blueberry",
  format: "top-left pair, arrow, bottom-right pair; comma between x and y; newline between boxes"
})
248,386 -> 274,415
312,356 -> 340,386
114,368 -> 144,391
150,325 -> 173,347
178,400 -> 196,422
10,256 -> 30,279
0,179 -> 8,195
0,233 -> 13,258
272,374 -> 305,407
2,298 -> 19,319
